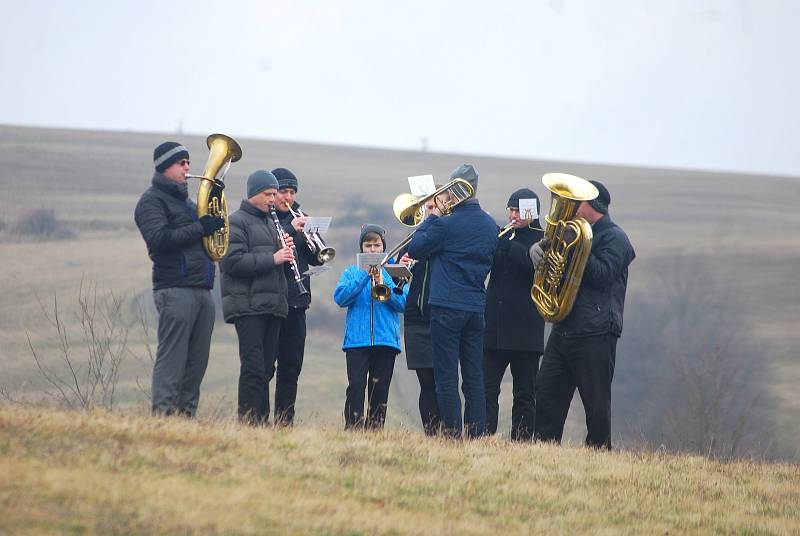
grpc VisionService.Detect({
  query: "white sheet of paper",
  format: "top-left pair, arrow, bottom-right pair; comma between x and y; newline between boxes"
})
408,175 -> 436,197
303,265 -> 331,277
357,253 -> 386,270
303,216 -> 331,235
518,198 -> 539,220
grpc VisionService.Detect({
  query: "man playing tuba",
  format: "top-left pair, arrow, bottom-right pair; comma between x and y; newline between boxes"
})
134,141 -> 225,417
529,180 -> 635,449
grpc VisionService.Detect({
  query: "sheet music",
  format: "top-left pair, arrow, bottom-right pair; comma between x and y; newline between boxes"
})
518,198 -> 539,220
357,253 -> 385,270
408,174 -> 436,197
303,216 -> 331,235
303,265 -> 331,277
384,264 -> 412,279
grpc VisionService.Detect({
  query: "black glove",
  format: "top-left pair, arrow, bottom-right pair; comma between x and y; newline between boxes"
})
199,215 -> 225,236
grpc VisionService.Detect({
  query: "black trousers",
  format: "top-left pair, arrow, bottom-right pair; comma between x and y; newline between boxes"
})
234,314 -> 282,425
344,346 -> 397,430
274,307 -> 307,425
534,332 -> 618,449
483,349 -> 540,441
415,368 -> 441,436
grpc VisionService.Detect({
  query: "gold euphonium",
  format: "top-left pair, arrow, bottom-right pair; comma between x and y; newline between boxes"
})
188,134 -> 242,261
531,173 -> 599,323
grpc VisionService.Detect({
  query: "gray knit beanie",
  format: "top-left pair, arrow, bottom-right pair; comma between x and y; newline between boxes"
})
449,163 -> 479,192
246,169 -> 279,198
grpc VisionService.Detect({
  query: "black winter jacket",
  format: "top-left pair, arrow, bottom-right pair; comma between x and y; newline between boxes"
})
553,215 -> 635,338
274,202 -> 323,309
219,200 -> 288,323
484,224 -> 545,352
134,173 -> 215,291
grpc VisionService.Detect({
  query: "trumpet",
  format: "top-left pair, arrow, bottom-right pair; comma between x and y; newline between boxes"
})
286,203 -> 336,263
370,232 -> 416,301
498,219 -> 544,240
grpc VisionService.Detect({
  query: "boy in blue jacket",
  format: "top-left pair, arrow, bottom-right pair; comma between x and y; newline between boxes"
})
333,224 -> 408,429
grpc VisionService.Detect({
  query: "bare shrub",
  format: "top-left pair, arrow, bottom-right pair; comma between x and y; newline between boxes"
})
615,252 -> 776,459
15,207 -> 76,239
26,279 -> 131,410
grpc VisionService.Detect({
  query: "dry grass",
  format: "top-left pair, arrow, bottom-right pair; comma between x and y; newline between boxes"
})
0,406 -> 798,535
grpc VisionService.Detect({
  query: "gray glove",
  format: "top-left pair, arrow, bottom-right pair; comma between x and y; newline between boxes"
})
529,239 -> 548,267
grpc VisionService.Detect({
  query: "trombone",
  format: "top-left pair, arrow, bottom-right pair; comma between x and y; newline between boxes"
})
287,203 -> 336,263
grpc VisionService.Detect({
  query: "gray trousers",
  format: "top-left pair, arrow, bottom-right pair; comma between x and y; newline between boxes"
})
152,287 -> 215,417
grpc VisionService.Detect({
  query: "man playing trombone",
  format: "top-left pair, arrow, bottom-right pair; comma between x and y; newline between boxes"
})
269,167 -> 325,426
407,164 -> 498,439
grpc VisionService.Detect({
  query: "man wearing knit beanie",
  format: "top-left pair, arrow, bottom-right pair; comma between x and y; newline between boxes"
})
531,178 -> 636,450
134,140 -> 225,417
407,162 -> 498,439
220,169 -> 297,425
269,167 -> 324,425
483,187 -> 545,441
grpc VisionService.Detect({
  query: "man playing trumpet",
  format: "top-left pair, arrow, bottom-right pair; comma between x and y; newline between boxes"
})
270,167 -> 324,426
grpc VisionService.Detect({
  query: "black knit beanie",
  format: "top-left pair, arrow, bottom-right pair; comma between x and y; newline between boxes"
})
272,167 -> 299,192
587,180 -> 611,214
359,223 -> 386,252
153,141 -> 190,173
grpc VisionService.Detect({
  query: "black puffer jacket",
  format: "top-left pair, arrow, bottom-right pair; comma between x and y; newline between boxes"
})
219,200 -> 288,323
134,173 -> 215,290
484,224 -> 545,352
553,215 -> 635,338
274,202 -> 323,309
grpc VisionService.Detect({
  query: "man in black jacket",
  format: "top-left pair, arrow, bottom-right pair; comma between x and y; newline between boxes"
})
134,141 -> 225,417
483,188 -> 545,441
269,167 -> 323,425
220,170 -> 294,425
530,180 -> 635,449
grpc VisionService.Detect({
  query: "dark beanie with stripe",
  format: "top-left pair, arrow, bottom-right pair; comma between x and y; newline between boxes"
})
153,141 -> 190,173
359,223 -> 386,252
272,167 -> 299,192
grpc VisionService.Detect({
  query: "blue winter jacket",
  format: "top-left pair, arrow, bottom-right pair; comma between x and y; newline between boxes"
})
333,265 -> 408,352
407,198 -> 498,313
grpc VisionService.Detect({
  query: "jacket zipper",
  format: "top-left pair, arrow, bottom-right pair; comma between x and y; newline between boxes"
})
370,281 -> 375,346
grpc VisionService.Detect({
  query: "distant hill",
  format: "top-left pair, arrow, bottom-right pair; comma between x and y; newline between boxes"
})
0,124 -> 798,460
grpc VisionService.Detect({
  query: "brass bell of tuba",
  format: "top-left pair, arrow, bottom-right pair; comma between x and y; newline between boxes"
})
531,173 -> 599,323
188,133 -> 242,262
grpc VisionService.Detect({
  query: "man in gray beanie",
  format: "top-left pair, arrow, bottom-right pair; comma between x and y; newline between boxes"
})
220,169 -> 296,424
530,179 -> 635,449
134,140 -> 225,417
407,162 -> 498,439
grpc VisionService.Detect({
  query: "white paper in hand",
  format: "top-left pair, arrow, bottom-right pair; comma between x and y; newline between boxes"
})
304,216 -> 331,235
303,265 -> 331,277
408,175 -> 436,197
518,198 -> 539,221
357,253 -> 386,270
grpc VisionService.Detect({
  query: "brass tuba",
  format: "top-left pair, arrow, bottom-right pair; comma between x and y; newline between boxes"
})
531,173 -> 598,323
188,134 -> 242,261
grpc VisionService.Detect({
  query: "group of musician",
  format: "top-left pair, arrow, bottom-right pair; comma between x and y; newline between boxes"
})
135,140 -> 635,449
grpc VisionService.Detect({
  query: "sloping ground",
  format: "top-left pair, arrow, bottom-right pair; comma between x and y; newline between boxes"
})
1,406 -> 798,535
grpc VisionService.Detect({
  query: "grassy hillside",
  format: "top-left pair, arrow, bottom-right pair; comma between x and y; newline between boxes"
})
1,124 -> 799,457
1,406 -> 798,535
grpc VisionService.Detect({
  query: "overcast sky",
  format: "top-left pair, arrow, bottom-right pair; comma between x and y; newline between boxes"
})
2,0 -> 798,176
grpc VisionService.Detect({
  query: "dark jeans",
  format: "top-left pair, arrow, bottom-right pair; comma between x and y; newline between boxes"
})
415,368 -> 441,436
151,287 -> 215,417
430,305 -> 487,439
484,349 -> 540,441
234,314 -> 282,425
275,307 -> 307,425
344,346 -> 397,430
534,332 -> 618,449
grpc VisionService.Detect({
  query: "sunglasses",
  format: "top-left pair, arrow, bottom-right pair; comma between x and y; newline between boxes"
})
178,159 -> 190,166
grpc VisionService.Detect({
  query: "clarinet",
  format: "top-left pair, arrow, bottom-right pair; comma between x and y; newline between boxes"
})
269,205 -> 309,296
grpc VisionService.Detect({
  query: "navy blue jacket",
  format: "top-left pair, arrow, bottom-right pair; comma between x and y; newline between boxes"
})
553,214 -> 635,338
407,198 -> 498,313
134,173 -> 215,291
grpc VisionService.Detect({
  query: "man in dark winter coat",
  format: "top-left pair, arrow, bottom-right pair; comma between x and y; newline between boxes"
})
269,167 -> 324,425
407,163 -> 498,439
530,180 -> 635,449
220,169 -> 294,425
483,188 -> 545,441
134,141 -> 225,417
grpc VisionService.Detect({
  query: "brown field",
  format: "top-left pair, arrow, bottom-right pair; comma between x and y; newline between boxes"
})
1,407 -> 798,535
1,124 -> 799,456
